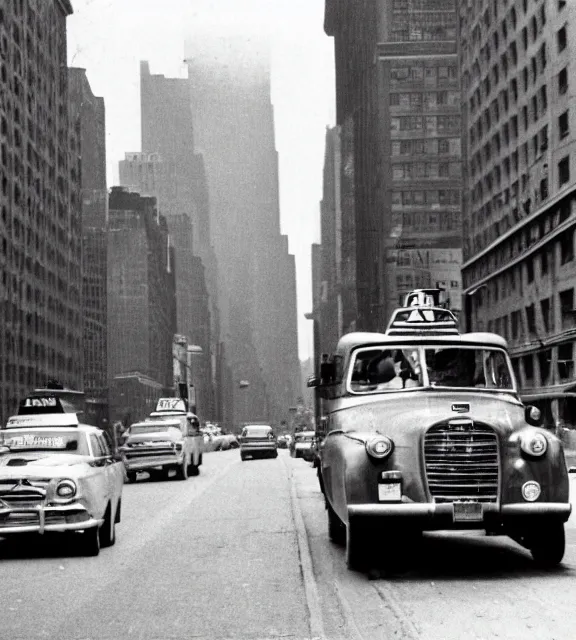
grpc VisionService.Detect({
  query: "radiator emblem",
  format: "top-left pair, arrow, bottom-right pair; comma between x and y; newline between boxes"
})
451,403 -> 470,413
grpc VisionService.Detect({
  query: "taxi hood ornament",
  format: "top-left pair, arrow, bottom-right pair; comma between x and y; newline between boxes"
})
451,403 -> 470,413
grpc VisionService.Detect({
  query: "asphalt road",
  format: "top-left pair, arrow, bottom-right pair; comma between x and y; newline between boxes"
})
1,450 -> 576,640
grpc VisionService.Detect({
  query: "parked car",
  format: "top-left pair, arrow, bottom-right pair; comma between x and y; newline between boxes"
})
120,398 -> 203,482
310,288 -> 571,571
290,431 -> 315,461
240,425 -> 278,460
277,435 -> 290,449
0,394 -> 124,556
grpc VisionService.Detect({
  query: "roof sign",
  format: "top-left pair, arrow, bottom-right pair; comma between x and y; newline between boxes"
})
154,398 -> 187,413
386,291 -> 459,336
5,413 -> 80,429
17,396 -> 66,415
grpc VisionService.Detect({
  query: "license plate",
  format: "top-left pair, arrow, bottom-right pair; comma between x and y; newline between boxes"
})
453,502 -> 483,522
378,482 -> 401,502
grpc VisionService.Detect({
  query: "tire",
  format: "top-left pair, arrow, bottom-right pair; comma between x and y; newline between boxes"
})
115,499 -> 122,524
327,501 -> 346,546
529,523 -> 566,568
79,525 -> 100,557
174,458 -> 189,481
346,517 -> 369,571
100,503 -> 116,548
241,453 -> 247,461
126,471 -> 137,484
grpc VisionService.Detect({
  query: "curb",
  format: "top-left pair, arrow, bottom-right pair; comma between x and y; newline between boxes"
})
283,455 -> 326,640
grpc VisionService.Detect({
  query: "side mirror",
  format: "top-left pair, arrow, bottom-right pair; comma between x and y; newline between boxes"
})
525,405 -> 543,427
307,375 -> 320,388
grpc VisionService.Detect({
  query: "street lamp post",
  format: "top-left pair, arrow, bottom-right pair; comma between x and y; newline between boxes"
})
238,380 -> 250,427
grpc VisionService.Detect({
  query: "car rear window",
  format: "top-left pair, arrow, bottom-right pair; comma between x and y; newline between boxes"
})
242,427 -> 272,438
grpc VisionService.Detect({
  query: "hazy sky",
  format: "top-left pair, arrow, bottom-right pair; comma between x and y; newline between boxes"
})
67,0 -> 336,361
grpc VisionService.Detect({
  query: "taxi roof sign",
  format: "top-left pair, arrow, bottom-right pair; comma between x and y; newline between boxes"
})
18,395 -> 66,415
386,289 -> 459,336
5,413 -> 80,429
154,398 -> 187,414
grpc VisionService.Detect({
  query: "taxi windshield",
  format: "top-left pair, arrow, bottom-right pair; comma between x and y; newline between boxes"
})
348,345 -> 515,393
0,429 -> 88,454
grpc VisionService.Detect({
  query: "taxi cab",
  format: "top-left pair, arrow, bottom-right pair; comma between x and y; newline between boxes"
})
0,394 -> 124,556
310,289 -> 571,571
120,398 -> 204,482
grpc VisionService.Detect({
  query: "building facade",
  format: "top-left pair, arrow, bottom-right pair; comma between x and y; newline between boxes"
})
107,187 -> 176,424
459,0 -> 576,429
324,0 -> 463,329
0,0 -> 83,423
68,67 -> 108,428
137,63 -> 222,422
185,34 -> 301,427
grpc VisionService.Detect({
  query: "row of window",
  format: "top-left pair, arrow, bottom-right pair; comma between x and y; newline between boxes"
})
511,342 -> 574,389
392,162 -> 461,180
390,64 -> 458,83
391,137 -> 461,157
392,211 -> 460,233
390,90 -> 460,109
390,115 -> 461,132
464,196 -> 574,288
391,189 -> 461,207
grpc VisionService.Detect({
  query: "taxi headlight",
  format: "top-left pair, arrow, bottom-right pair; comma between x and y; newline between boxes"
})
520,432 -> 548,457
56,479 -> 77,499
365,436 -> 394,459
522,481 -> 541,502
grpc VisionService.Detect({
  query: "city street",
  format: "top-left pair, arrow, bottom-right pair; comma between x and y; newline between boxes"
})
2,450 -> 576,640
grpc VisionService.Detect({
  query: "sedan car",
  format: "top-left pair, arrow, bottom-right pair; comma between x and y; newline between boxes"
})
310,288 -> 571,571
290,431 -> 316,461
0,397 -> 124,556
240,425 -> 278,460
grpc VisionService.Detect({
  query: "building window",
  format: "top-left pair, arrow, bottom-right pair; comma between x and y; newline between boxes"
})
559,110 -> 569,139
526,304 -> 536,336
561,230 -> 574,264
557,25 -> 567,53
527,260 -> 534,283
541,249 -> 549,275
524,355 -> 534,384
560,288 -> 574,330
558,0 -> 567,10
541,298 -> 552,333
558,156 -> 570,187
559,67 -> 568,95
558,343 -> 574,380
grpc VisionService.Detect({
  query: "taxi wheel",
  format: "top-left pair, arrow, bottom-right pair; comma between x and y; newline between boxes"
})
529,523 -> 565,568
79,526 -> 100,557
175,459 -> 189,481
327,501 -> 346,546
100,503 -> 116,548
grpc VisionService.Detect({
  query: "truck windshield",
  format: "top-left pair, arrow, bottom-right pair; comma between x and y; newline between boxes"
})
348,345 -> 515,393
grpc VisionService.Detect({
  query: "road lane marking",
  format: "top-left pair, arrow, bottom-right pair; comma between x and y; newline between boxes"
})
282,455 -> 326,640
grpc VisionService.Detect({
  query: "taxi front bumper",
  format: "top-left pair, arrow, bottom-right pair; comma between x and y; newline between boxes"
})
0,503 -> 103,535
347,501 -> 572,529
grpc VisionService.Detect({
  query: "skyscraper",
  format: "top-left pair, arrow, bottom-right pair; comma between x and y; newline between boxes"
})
459,1 -> 576,426
68,67 -> 108,428
185,33 -> 301,425
107,187 -> 176,424
324,0 -> 463,328
137,63 -> 222,421
0,1 -> 83,423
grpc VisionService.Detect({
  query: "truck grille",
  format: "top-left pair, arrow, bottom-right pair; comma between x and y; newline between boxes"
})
424,420 -> 499,503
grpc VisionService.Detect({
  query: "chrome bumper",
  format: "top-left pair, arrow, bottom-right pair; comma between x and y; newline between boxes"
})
0,504 -> 103,535
122,453 -> 183,471
347,502 -> 572,527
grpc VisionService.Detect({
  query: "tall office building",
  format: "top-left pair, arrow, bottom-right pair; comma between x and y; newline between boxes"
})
0,1 -> 83,423
185,34 -> 301,426
137,63 -> 222,421
459,1 -> 576,427
324,0 -> 463,330
107,187 -> 176,424
68,68 -> 108,428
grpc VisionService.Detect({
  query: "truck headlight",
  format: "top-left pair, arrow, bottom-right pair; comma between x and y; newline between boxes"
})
520,432 -> 548,457
365,436 -> 394,459
56,479 -> 77,499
